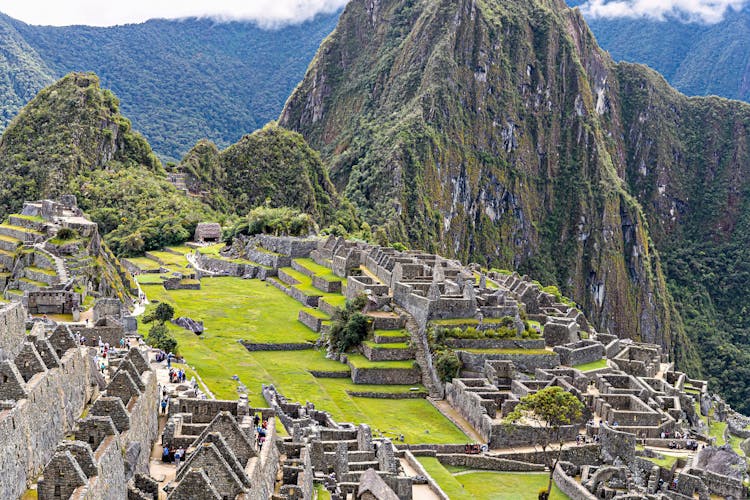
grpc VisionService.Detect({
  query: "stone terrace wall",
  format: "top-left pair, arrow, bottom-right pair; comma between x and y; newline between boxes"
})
0,347 -> 94,500
247,418 -> 281,498
553,463 -> 597,500
123,370 -> 159,474
0,302 -> 26,359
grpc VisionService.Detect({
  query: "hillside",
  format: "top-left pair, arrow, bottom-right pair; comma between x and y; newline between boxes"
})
280,0 -> 750,411
178,123 -> 355,226
0,73 -> 216,256
0,12 -> 340,162
566,1 -> 750,102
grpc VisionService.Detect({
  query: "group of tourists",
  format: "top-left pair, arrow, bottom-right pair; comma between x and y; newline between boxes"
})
254,415 -> 268,449
169,367 -> 186,384
161,445 -> 185,466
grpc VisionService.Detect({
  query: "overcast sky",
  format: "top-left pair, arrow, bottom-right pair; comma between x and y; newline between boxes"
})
0,0 -> 746,27
579,0 -> 748,23
0,0 -> 350,27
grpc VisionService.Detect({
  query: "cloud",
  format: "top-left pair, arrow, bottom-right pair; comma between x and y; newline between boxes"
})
578,0 -> 748,23
0,0 -> 350,28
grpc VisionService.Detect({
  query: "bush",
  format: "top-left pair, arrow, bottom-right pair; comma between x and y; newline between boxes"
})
55,227 -> 77,241
434,350 -> 461,382
328,294 -> 371,353
154,302 -> 175,323
146,323 -> 177,353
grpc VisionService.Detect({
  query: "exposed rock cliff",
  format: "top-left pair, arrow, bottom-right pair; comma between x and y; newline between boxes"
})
282,0 -> 750,410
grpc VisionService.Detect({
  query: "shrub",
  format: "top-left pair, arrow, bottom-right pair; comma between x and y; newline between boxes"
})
328,294 -> 371,353
154,302 -> 175,323
55,227 -> 78,241
434,350 -> 462,382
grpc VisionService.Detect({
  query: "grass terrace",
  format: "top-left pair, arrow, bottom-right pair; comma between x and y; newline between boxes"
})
645,453 -> 681,469
362,341 -> 410,350
0,234 -> 22,245
416,457 -> 568,499
125,257 -> 162,272
346,354 -> 416,369
573,359 -> 608,372
0,223 -> 44,236
148,250 -> 191,269
294,258 -> 344,282
20,277 -> 50,287
139,277 -> 467,444
26,266 -> 56,277
136,274 -> 166,285
11,214 -> 44,223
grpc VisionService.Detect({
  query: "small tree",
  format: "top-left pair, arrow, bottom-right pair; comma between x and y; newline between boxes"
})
154,303 -> 175,323
146,323 -> 177,353
505,386 -> 584,499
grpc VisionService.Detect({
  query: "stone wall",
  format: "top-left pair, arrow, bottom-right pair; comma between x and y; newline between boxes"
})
599,424 -> 636,465
0,346 -> 95,500
553,340 -> 605,367
122,369 -> 159,474
489,423 -> 579,448
445,339 -> 545,350
456,350 -> 560,373
349,365 -> 421,385
361,343 -> 415,362
253,235 -> 319,258
245,247 -> 291,268
553,463 -> 597,500
247,418 -> 281,498
0,302 -> 26,359
437,454 -> 545,472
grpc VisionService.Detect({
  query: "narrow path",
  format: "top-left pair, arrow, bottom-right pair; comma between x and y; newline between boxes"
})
400,458 -> 441,500
429,398 -> 484,443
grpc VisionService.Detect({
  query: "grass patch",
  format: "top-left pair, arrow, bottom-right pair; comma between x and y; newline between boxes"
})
124,257 -> 162,272
138,277 -> 466,444
20,277 -> 49,287
0,234 -> 22,244
375,329 -> 410,338
320,295 -> 347,309
0,223 -> 43,236
461,348 -> 555,355
148,250 -> 191,269
12,214 -> 44,223
136,274 -> 166,285
26,266 -> 56,276
166,245 -> 196,254
301,307 -> 330,320
346,354 -> 416,369
645,453 -> 681,468
197,243 -> 226,255
573,359 -> 608,372
294,258 -> 343,283
362,340 -> 411,350
709,419 -> 727,445
416,457 -> 567,499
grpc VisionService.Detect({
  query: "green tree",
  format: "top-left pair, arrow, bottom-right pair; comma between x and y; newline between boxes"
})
154,303 -> 175,323
505,386 -> 584,499
146,323 -> 177,353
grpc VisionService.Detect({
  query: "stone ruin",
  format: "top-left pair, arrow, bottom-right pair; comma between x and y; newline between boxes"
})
194,222 -> 222,243
161,396 -> 280,498
264,386 -> 413,500
0,301 -> 158,500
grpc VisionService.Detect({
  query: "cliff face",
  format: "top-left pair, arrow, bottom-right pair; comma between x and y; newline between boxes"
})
280,0 -> 678,353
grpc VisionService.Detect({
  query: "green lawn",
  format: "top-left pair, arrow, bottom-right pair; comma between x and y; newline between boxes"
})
417,457 -> 568,499
140,277 -> 467,444
572,359 -> 608,372
363,341 -> 411,350
375,329 -> 410,338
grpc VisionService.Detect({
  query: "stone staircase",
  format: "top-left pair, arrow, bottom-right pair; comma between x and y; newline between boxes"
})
34,243 -> 69,283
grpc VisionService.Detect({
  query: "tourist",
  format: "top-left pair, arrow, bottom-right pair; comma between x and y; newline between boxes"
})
100,361 -> 106,374
174,448 -> 183,468
161,397 -> 168,415
162,446 -> 170,463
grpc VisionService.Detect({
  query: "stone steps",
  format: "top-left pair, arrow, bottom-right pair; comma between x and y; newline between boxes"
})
34,244 -> 69,283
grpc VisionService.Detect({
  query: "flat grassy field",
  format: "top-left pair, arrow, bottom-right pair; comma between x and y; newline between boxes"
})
140,277 -> 468,444
417,457 -> 568,499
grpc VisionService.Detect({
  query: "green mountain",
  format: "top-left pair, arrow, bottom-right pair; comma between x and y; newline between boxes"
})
0,12 -> 340,162
178,123 -> 354,227
280,0 -> 750,411
0,72 -> 216,255
566,1 -> 750,102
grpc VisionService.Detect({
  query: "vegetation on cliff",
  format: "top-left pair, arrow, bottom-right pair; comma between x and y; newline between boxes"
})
280,0 -> 750,411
